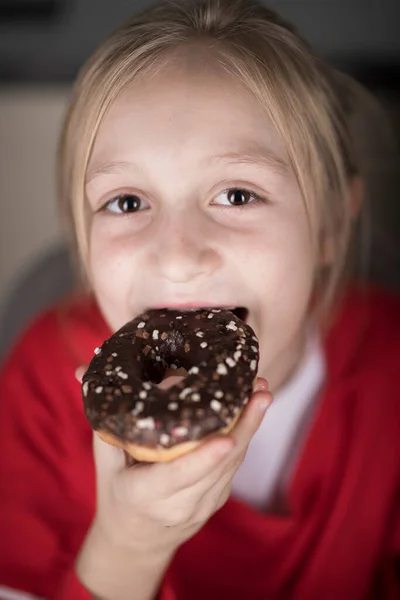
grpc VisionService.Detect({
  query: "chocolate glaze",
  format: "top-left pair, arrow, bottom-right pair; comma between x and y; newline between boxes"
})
82,308 -> 259,449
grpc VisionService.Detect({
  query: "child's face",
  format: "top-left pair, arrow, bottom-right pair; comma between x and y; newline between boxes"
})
85,53 -> 320,391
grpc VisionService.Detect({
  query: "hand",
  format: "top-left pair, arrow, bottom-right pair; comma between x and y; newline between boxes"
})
75,366 -> 272,598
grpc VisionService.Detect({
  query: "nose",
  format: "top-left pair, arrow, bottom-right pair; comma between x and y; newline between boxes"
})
151,213 -> 221,284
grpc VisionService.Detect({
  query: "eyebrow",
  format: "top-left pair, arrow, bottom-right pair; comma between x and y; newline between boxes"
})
85,160 -> 142,184
204,148 -> 289,174
85,146 -> 289,184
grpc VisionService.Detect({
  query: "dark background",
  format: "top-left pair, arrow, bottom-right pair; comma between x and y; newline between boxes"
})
1,0 -> 400,84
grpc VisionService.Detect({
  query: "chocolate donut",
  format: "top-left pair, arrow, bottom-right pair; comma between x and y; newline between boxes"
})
82,308 -> 259,462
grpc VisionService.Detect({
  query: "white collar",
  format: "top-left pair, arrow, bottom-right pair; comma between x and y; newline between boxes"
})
231,324 -> 326,510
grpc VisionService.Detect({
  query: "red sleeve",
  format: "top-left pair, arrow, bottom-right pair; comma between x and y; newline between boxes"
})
0,305 -> 178,600
0,310 -> 96,599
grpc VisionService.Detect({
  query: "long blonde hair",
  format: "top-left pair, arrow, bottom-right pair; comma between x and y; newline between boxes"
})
58,0 -> 362,324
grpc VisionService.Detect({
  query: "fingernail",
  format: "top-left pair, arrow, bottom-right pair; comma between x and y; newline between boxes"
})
255,377 -> 269,392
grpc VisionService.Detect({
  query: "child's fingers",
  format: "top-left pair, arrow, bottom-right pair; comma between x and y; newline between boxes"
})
150,388 -> 271,495
92,377 -> 271,494
253,376 -> 269,393
148,436 -> 235,496
229,391 -> 272,454
93,431 -> 126,477
158,391 -> 272,500
75,365 -> 88,383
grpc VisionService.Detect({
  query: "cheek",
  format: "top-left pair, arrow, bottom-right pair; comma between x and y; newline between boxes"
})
239,211 -> 317,321
240,213 -> 316,285
87,220 -> 141,309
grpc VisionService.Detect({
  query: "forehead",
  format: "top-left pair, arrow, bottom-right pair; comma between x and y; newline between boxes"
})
88,49 -> 289,171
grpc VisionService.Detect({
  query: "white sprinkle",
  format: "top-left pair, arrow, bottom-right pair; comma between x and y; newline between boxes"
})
217,363 -> 228,376
168,402 -> 178,410
226,357 -> 236,368
173,426 -> 188,437
200,342 -> 208,349
82,381 -> 89,397
234,351 -> 242,361
160,433 -> 170,445
132,401 -> 144,415
143,382 -> 152,390
176,316 -> 183,319
139,390 -> 147,399
189,366 -> 199,375
95,386 -> 103,394
237,344 -> 243,350
212,309 -> 221,313
152,330 -> 159,340
226,321 -> 237,331
94,347 -> 101,355
111,352 -> 118,357
211,399 -> 222,412
156,356 -> 161,362
215,390 -> 224,399
252,336 -> 258,342
169,364 -> 178,370
196,331 -> 205,338
137,322 -> 146,329
191,393 -> 201,401
117,371 -> 128,379
179,388 -> 192,400
207,313 -> 214,319
115,366 -> 122,372
250,360 -> 257,371
137,417 -> 155,430
251,345 -> 258,352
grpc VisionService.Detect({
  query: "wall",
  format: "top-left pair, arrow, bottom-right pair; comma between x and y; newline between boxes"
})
0,86 -> 69,314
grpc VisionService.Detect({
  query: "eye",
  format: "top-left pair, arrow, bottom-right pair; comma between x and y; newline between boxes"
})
213,187 -> 266,207
102,193 -> 149,214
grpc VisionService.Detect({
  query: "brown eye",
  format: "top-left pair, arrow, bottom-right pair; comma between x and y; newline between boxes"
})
117,194 -> 141,212
227,189 -> 253,206
105,194 -> 148,214
213,187 -> 265,207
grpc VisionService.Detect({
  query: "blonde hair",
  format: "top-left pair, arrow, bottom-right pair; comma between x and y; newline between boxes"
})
58,0 -> 361,324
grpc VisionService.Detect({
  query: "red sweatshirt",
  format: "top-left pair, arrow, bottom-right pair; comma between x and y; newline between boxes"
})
0,285 -> 399,600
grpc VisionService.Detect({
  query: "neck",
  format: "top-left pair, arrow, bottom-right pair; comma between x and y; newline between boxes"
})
260,325 -> 309,396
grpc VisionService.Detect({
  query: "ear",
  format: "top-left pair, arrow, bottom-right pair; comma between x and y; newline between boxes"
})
319,175 -> 364,267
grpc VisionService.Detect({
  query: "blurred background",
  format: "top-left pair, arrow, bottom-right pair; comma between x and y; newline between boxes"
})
0,0 -> 399,359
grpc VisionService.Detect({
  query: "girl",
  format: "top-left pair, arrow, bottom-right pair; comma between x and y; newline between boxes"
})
0,1 -> 399,599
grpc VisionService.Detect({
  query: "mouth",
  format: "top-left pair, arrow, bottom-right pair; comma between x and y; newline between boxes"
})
146,304 -> 249,324
230,306 -> 249,323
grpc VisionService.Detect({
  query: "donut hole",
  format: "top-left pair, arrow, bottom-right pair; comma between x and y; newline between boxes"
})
158,367 -> 189,390
141,352 -> 191,387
